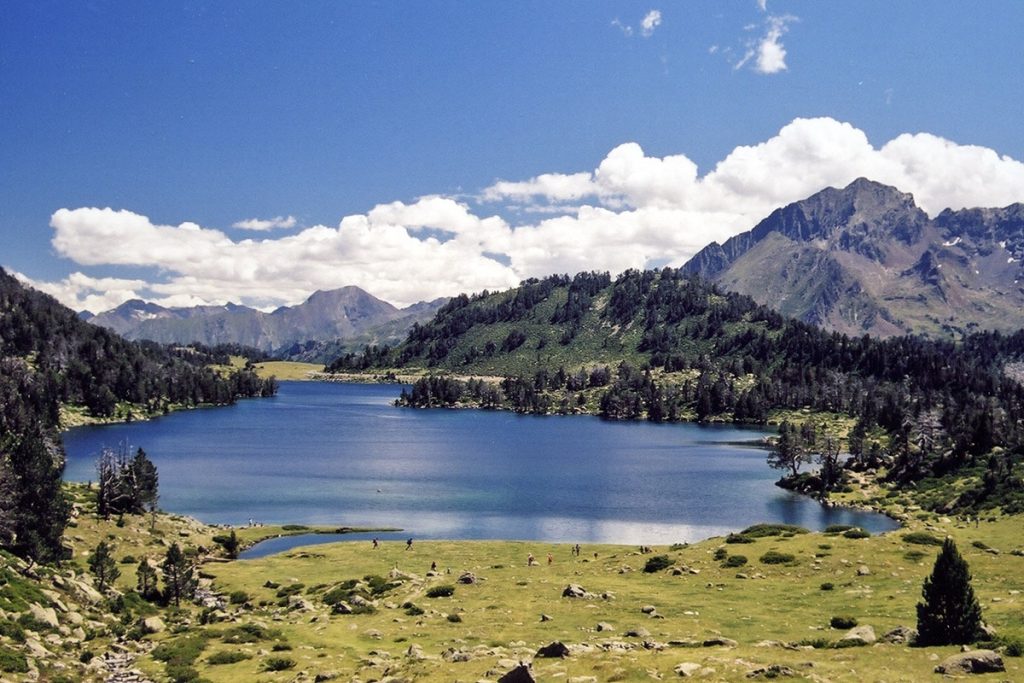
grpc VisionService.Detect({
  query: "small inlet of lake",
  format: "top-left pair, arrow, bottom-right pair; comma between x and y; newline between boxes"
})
63,381 -> 897,545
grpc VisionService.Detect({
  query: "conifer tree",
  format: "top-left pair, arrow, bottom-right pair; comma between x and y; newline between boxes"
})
161,542 -> 196,607
87,541 -> 120,593
916,538 -> 983,645
136,558 -> 159,601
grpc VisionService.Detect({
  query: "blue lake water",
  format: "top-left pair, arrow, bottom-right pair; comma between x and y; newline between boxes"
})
63,382 -> 897,544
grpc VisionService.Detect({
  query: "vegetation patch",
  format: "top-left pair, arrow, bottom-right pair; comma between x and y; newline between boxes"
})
642,555 -> 673,573
0,645 -> 28,674
723,555 -> 748,568
207,650 -> 251,665
220,624 -> 279,644
830,616 -> 858,629
902,531 -> 944,546
426,584 -> 456,598
842,528 -> 871,539
740,523 -> 810,538
759,550 -> 797,565
261,656 -> 296,671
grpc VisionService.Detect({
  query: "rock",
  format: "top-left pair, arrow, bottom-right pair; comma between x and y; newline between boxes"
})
640,605 -> 658,614
405,644 -> 425,660
857,565 -> 871,576
139,616 -> 166,634
625,627 -> 650,638
349,594 -> 372,607
388,568 -> 417,581
568,677 -> 598,683
364,629 -> 382,640
747,664 -> 798,678
442,648 -> 473,662
880,625 -> 917,644
561,584 -> 592,598
535,641 -> 571,658
539,613 -> 553,622
979,622 -> 998,639
702,637 -> 738,648
934,650 -> 1005,674
596,621 -> 614,632
29,603 -> 59,629
498,664 -> 536,683
288,596 -> 314,611
457,572 -> 476,584
836,625 -> 876,647
70,579 -> 103,604
65,611 -> 84,626
331,601 -> 352,615
674,662 -> 703,677
24,637 -> 51,658
313,673 -> 339,682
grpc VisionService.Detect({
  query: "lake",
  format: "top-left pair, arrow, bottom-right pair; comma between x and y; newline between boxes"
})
62,381 -> 897,544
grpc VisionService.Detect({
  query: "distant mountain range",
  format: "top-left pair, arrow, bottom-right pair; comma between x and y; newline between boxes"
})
85,287 -> 447,359
682,178 -> 1024,338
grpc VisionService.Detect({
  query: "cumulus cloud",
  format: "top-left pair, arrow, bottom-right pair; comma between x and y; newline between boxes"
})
232,215 -> 297,231
733,12 -> 796,75
640,10 -> 662,37
34,117 -> 1024,314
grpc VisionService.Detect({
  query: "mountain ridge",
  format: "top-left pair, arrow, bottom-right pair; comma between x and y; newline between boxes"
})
682,178 -> 1024,338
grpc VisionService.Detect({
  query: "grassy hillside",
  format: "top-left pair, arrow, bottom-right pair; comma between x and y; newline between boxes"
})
3,484 -> 1020,682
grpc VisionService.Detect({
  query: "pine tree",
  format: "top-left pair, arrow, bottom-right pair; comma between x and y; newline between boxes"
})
87,541 -> 120,593
161,542 -> 196,607
136,558 -> 159,601
916,538 -> 983,645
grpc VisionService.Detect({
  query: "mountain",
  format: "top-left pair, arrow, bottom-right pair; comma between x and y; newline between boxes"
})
682,178 -> 1024,338
86,287 -> 447,358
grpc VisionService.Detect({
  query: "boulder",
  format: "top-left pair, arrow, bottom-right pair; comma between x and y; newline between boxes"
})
596,622 -> 615,632
539,613 -> 553,622
934,650 -> 1004,675
139,616 -> 166,634
498,664 -> 536,683
405,644 -> 425,660
702,637 -> 738,648
28,603 -> 59,629
457,572 -> 476,584
836,625 -> 876,647
640,605 -> 658,614
331,601 -> 352,615
535,641 -> 571,658
747,664 -> 798,678
625,627 -> 651,638
562,584 -> 592,599
857,565 -> 871,576
674,662 -> 703,677
880,625 -> 917,645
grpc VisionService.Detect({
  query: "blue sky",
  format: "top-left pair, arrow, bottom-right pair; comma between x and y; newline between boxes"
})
2,1 -> 1023,311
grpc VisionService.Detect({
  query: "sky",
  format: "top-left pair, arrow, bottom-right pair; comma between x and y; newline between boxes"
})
2,1 -> 1023,313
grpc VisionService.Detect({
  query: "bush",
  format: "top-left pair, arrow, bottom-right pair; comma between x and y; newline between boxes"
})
971,540 -> 991,550
405,604 -> 424,616
228,591 -> 250,605
643,555 -> 673,573
830,616 -> 858,629
262,656 -> 296,671
121,555 -> 137,564
0,619 -> 25,643
0,645 -> 28,674
208,650 -> 251,665
824,524 -> 854,533
842,528 -> 870,539
164,664 -> 201,683
723,555 -> 748,568
902,532 -> 943,546
151,634 -> 210,667
446,613 -> 462,623
795,638 -> 831,649
759,551 -> 796,565
221,624 -> 277,644
725,533 -> 754,544
1004,638 -> 1023,657
820,582 -> 834,591
713,548 -> 727,561
271,643 -> 292,652
740,523 -> 809,537
281,524 -> 309,531
426,585 -> 455,598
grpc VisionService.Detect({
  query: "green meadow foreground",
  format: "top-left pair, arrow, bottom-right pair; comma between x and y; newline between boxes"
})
4,485 -> 1021,683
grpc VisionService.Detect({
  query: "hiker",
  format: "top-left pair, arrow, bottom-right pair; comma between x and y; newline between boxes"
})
547,553 -> 553,565
431,561 -> 437,572
527,553 -> 537,566
406,537 -> 413,550
372,538 -> 379,549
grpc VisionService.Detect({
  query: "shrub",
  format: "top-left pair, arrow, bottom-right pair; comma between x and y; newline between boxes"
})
164,664 -> 201,683
151,634 -> 210,667
271,643 -> 292,652
426,585 -> 455,598
0,620 -> 25,643
447,613 -> 462,623
0,645 -> 28,673
262,580 -> 279,589
725,533 -> 754,544
820,582 -> 834,591
262,656 -> 296,672
1004,638 -> 1023,657
902,532 -> 943,546
795,638 -> 831,649
275,583 -> 304,598
971,540 -> 991,550
405,604 -> 424,616
723,555 -> 748,568
121,555 -> 137,564
643,554 -> 674,573
228,591 -> 250,605
281,524 -> 309,531
221,624 -> 277,644
740,523 -> 809,538
842,528 -> 870,539
904,550 -> 927,562
713,548 -> 727,561
208,651 -> 250,665
830,616 -> 858,629
916,538 -> 982,646
759,551 -> 796,565
824,524 -> 854,533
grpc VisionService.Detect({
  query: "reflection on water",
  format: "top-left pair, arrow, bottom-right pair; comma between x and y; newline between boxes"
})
63,382 -> 898,544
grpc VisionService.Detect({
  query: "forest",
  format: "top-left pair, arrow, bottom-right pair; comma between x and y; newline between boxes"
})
0,267 -> 277,562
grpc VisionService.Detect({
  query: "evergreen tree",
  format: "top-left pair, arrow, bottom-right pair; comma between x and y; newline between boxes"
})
87,541 -> 120,593
129,448 -> 159,513
916,538 -> 983,645
221,529 -> 240,560
161,542 -> 196,607
136,558 -> 159,601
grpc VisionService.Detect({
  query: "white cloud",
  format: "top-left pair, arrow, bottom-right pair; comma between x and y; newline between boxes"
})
35,118 -> 1024,314
755,16 -> 792,74
640,10 -> 662,37
232,215 -> 297,231
757,0 -> 768,11
611,18 -> 633,37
